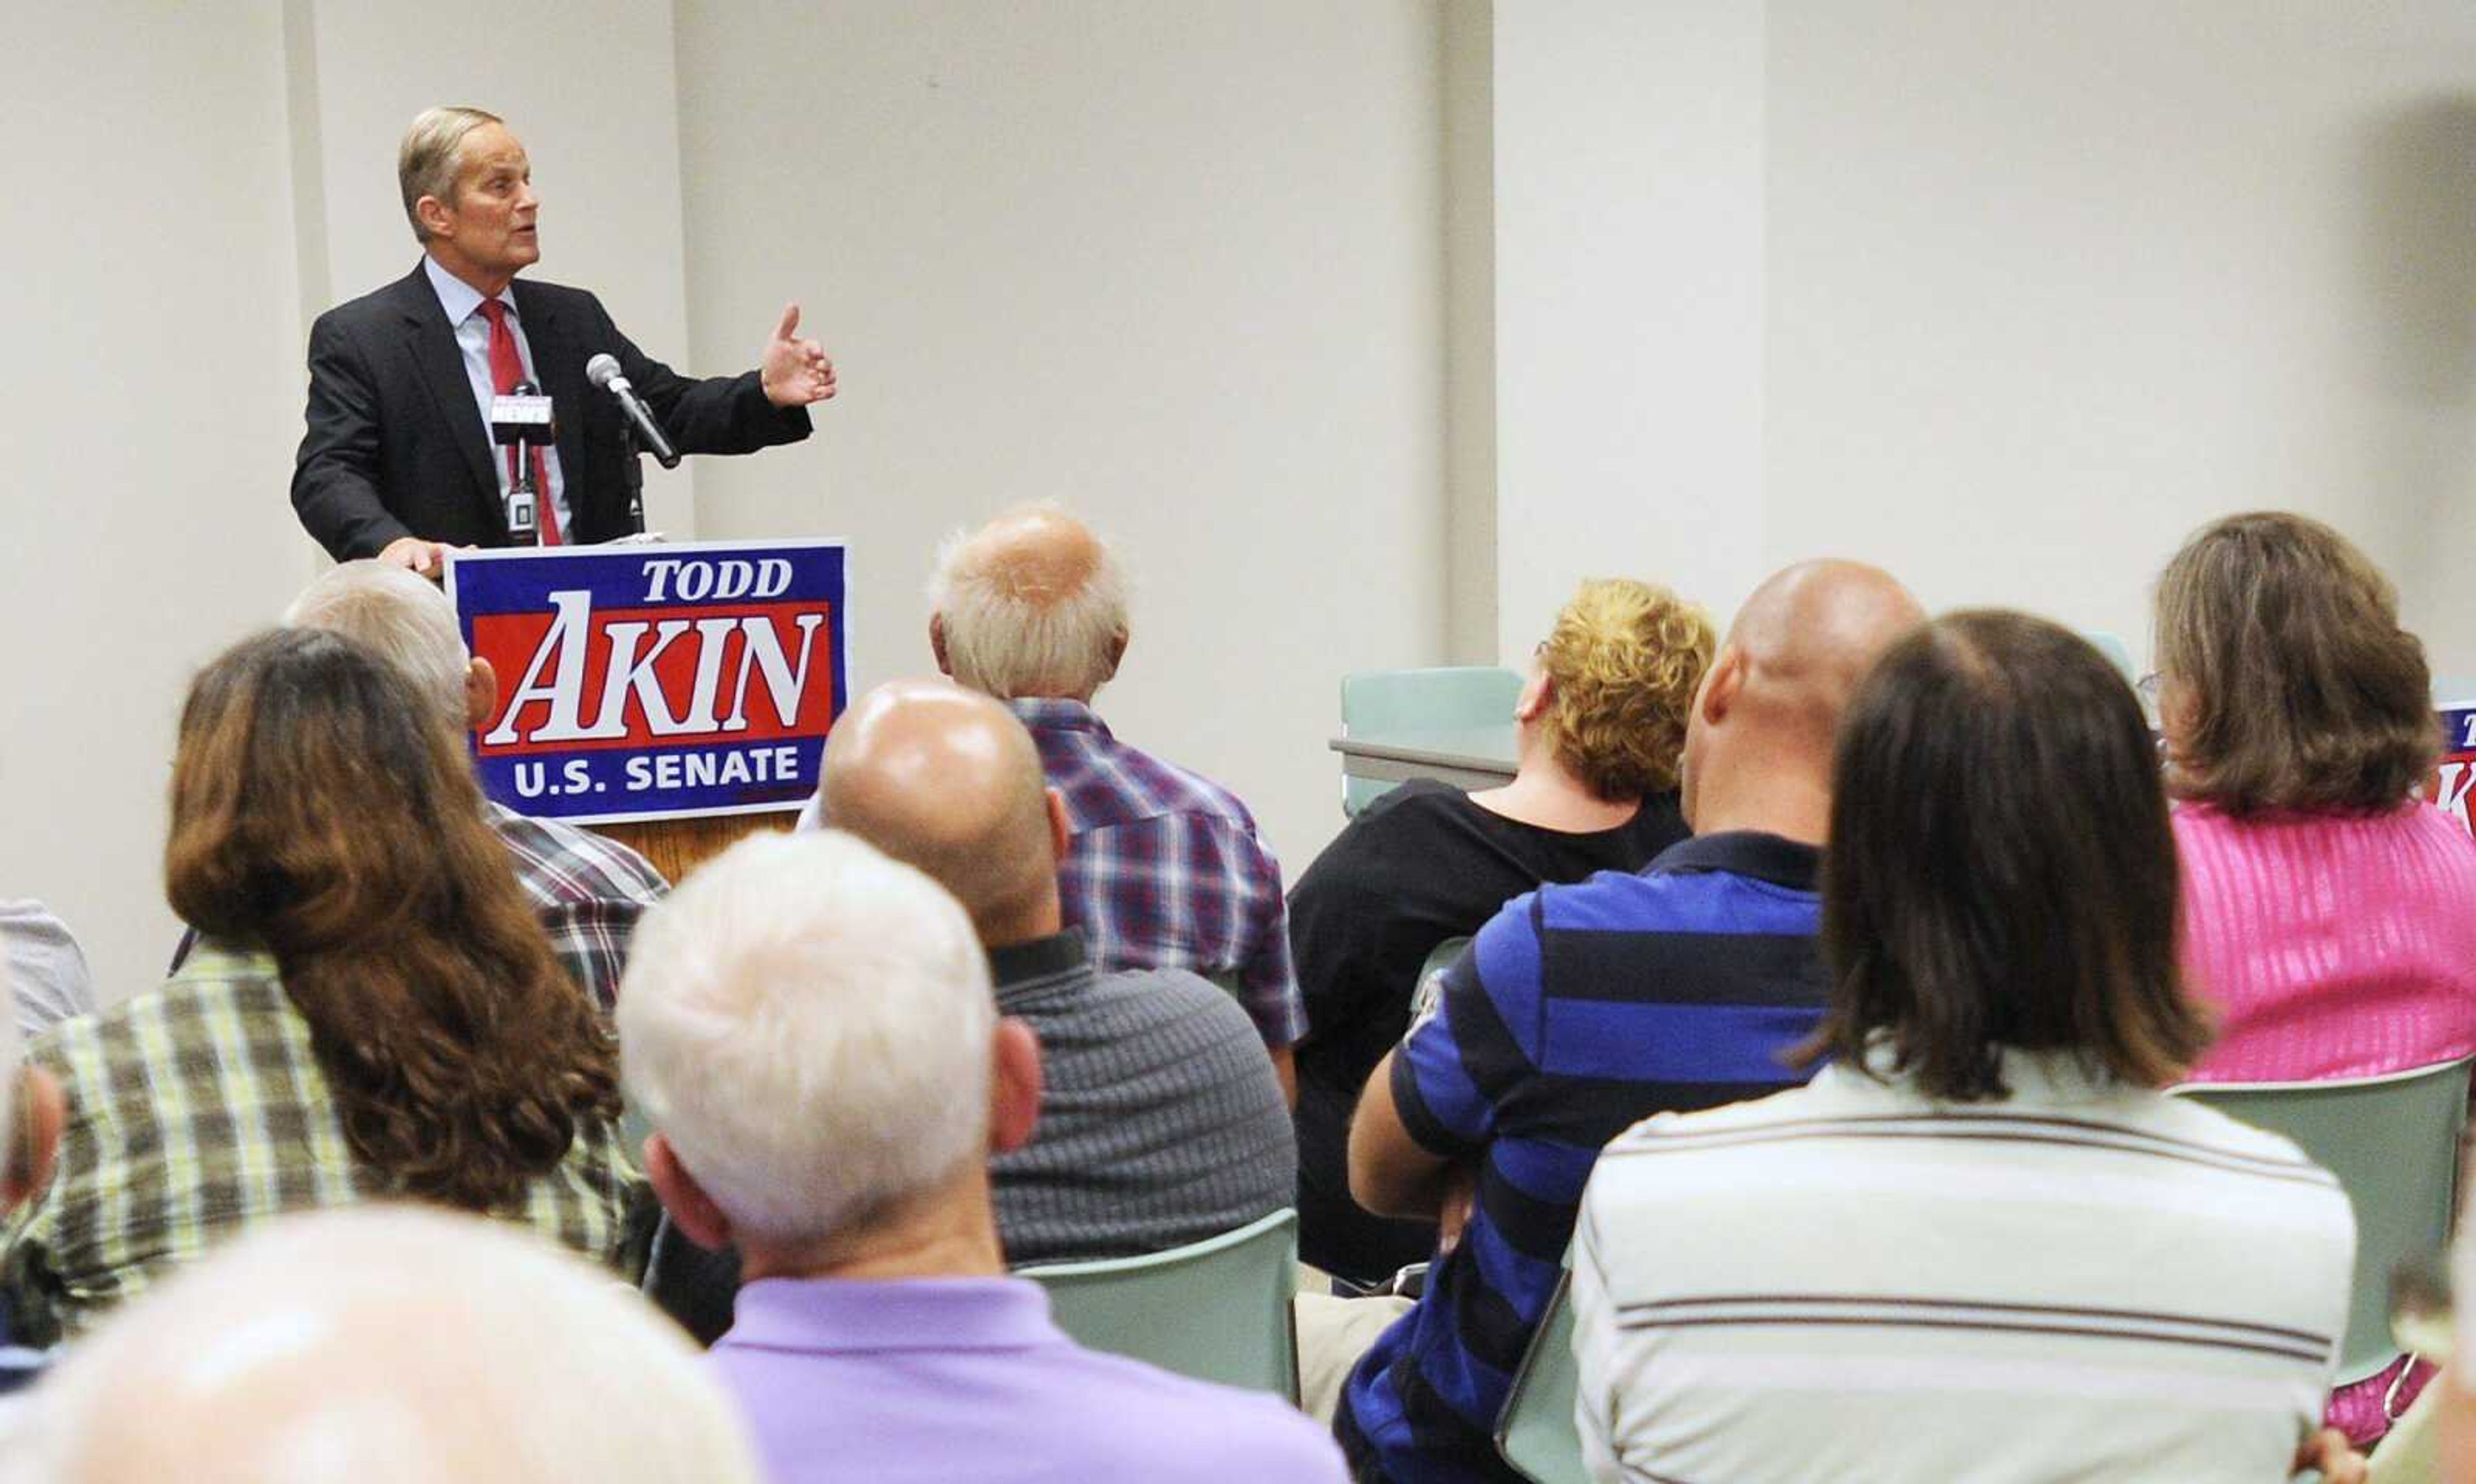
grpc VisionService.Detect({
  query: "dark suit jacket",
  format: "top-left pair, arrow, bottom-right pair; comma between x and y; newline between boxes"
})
291,262 -> 812,559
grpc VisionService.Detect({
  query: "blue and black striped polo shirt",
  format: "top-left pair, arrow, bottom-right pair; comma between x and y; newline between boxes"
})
1335,830 -> 1831,1484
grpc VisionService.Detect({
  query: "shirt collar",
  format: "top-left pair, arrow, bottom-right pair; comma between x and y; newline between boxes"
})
1005,696 -> 1108,737
1834,1041 -> 2136,1108
721,1276 -> 1063,1356
1646,829 -> 1822,891
422,252 -> 515,327
986,928 -> 1087,990
170,939 -> 279,986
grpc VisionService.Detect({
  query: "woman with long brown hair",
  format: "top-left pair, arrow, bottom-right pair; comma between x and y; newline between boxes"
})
5,628 -> 637,1338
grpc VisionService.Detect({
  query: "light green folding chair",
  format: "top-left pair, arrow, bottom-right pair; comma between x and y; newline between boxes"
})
1016,1207 -> 1302,1401
1340,667 -> 1524,815
2175,1057 -> 2472,1386
1495,1264 -> 1584,1484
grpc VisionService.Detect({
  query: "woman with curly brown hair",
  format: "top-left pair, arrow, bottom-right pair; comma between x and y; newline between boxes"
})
1286,577 -> 1715,1284
5,628 -> 638,1339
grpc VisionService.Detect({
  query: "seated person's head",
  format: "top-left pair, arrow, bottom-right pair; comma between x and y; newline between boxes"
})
816,678 -> 1063,944
618,832 -> 1039,1273
168,629 -> 614,1207
1678,560 -> 1924,831
2153,510 -> 2435,816
1802,611 -> 2212,1101
284,558 -> 496,735
1521,578 -> 1715,801
928,502 -> 1128,701
25,1206 -> 760,1483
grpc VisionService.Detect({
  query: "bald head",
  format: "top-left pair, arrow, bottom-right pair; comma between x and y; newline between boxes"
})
819,679 -> 1061,944
928,503 -> 1130,700
1681,560 -> 1923,836
29,1207 -> 760,1484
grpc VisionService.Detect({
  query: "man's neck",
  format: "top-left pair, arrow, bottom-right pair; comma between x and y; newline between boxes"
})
738,1171 -> 1008,1285
1687,757 -> 1832,847
426,246 -> 516,300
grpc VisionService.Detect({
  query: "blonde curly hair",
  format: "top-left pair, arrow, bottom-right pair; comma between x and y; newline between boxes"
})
1537,578 -> 1715,801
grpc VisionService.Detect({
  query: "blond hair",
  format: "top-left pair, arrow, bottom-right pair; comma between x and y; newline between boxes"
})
1537,578 -> 1715,801
398,106 -> 502,242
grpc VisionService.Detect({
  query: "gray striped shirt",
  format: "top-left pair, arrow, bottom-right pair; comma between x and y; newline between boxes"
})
1573,1050 -> 2355,1483
989,932 -> 1295,1265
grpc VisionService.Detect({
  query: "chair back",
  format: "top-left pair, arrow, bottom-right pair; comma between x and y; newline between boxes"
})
1339,667 -> 1524,814
1408,935 -> 1472,1024
1017,1207 -> 1301,1400
2176,1057 -> 2472,1384
1496,1267 -> 1584,1484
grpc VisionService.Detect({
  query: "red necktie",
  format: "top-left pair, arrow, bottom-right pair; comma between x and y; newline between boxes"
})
477,299 -> 562,545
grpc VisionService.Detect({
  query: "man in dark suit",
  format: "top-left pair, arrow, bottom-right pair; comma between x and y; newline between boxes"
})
292,106 -> 838,574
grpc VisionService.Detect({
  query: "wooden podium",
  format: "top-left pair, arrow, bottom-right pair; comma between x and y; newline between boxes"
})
591,809 -> 801,886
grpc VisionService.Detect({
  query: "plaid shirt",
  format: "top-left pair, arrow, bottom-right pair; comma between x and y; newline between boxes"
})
1007,698 -> 1306,1048
5,944 -> 642,1341
486,803 -> 667,1011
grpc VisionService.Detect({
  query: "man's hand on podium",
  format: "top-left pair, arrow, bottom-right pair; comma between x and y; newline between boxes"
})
760,303 -> 838,409
378,537 -> 469,581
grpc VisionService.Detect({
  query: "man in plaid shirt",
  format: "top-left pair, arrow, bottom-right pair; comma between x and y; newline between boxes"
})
282,562 -> 666,1010
926,505 -> 1304,1098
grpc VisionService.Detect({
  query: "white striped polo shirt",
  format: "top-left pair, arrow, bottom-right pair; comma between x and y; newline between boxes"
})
1571,1050 -> 2355,1483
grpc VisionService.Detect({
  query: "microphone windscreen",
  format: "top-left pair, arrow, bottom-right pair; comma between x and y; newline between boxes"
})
585,354 -> 623,389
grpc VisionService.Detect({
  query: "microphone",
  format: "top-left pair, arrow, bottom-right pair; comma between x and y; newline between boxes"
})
586,354 -> 682,469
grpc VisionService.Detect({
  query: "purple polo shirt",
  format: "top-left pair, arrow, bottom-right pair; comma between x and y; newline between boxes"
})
709,1275 -> 1348,1483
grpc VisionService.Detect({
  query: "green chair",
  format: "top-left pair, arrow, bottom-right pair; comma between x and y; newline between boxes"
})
1017,1207 -> 1302,1401
1408,935 -> 1472,1024
1495,1264 -> 1584,1484
2174,1057 -> 2473,1385
1341,667 -> 1524,815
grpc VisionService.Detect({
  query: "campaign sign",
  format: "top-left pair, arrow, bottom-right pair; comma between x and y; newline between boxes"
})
2432,701 -> 2476,837
447,540 -> 847,825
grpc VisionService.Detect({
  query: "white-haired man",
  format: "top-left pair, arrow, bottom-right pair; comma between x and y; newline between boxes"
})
19,1206 -> 762,1482
923,503 -> 1304,1100
622,831 -> 1346,1483
259,560 -> 666,1008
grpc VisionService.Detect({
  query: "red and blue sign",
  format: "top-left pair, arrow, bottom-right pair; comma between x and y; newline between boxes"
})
447,539 -> 847,825
2432,701 -> 2475,837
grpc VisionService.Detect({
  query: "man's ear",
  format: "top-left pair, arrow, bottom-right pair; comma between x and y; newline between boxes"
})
415,194 -> 457,242
988,1019 -> 1043,1157
644,1133 -> 735,1253
466,656 -> 499,734
3,1068 -> 64,1211
1698,646 -> 1744,727
929,614 -> 954,677
1045,788 -> 1071,864
1100,627 -> 1128,685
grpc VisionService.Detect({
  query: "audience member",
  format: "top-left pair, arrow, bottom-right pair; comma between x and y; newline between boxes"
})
1571,611 -> 2359,1483
619,830 -> 1348,1483
4,630 -> 640,1340
18,1207 -> 760,1483
0,901 -> 93,1037
1286,577 -> 1711,1283
1315,560 -> 1923,1482
822,679 -> 1293,1263
277,560 -> 667,1010
0,949 -> 66,1400
923,503 -> 1306,1096
2156,511 -> 2476,1441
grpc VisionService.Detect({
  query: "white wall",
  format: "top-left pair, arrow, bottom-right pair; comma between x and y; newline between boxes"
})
0,4 -> 310,1000
1485,1 -> 2476,676
673,1 -> 1449,882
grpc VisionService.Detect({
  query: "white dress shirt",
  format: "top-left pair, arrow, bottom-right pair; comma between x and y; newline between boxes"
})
423,254 -> 571,535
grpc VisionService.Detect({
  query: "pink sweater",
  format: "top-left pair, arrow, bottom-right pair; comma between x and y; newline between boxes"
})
2174,800 -> 2476,1084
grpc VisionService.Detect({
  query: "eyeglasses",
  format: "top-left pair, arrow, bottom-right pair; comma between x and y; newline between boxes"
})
2136,672 -> 2163,708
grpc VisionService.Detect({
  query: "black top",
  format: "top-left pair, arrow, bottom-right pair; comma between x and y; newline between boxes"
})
1285,777 -> 1688,1282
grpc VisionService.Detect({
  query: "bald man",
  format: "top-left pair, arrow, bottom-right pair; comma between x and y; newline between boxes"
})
808,679 -> 1295,1269
26,1207 -> 761,1483
925,505 -> 1306,1096
1316,562 -> 1925,1483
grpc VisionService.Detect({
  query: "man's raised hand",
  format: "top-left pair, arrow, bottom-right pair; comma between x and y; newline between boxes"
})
760,303 -> 838,409
377,537 -> 465,581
